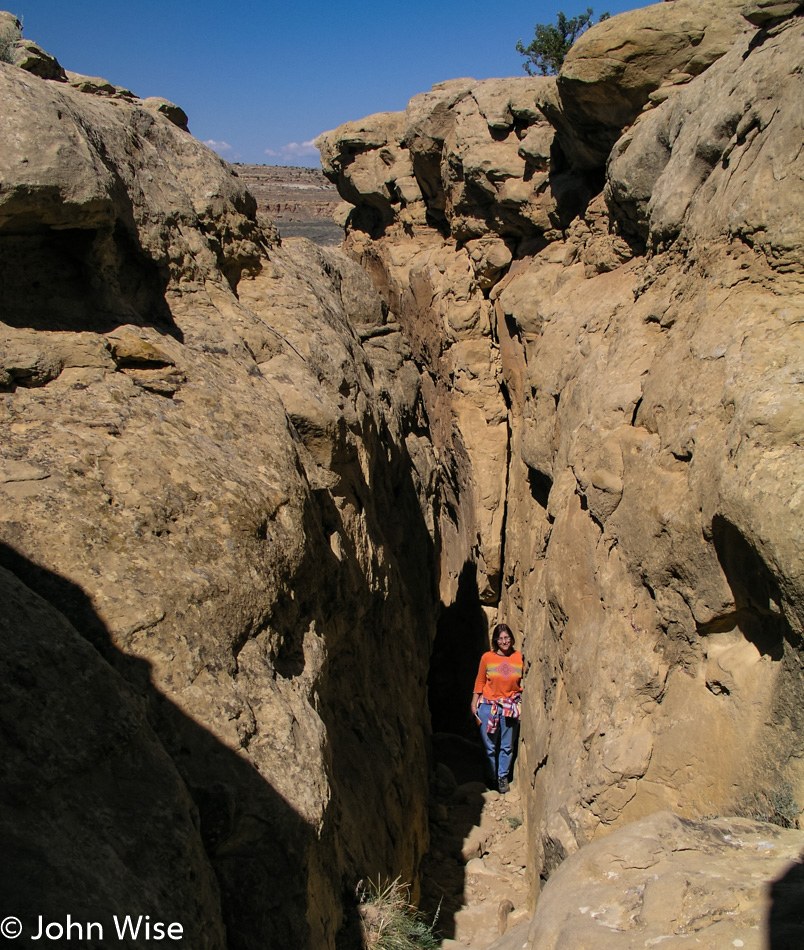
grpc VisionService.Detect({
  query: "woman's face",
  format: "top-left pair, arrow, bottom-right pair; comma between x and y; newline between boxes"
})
496,632 -> 513,655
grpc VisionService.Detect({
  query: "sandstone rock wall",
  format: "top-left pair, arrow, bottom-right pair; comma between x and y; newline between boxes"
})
0,35 -> 445,949
317,0 -> 804,918
3,4 -> 804,946
489,812 -> 804,949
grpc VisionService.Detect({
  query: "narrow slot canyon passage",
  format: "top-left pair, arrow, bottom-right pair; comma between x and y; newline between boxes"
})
419,563 -> 531,947
3,8 -> 804,950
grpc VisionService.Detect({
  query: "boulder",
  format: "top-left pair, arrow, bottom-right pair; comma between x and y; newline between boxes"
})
0,64 -> 262,294
316,112 -> 409,228
553,0 -> 753,168
741,0 -> 804,24
518,813 -> 804,949
143,96 -> 189,131
11,39 -> 67,80
65,69 -> 136,99
608,13 -> 804,270
320,77 -> 563,242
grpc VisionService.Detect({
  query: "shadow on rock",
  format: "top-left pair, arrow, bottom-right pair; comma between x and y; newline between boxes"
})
418,561 -> 494,939
0,541 -> 317,949
768,852 -> 804,950
428,561 -> 489,740
0,224 -> 182,340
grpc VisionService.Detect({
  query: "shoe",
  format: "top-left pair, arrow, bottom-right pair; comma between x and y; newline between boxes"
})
498,777 -> 510,794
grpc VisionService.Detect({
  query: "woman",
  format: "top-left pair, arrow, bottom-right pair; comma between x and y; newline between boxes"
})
470,623 -> 523,793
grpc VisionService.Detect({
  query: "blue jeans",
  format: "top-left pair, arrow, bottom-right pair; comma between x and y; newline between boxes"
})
477,703 -> 517,783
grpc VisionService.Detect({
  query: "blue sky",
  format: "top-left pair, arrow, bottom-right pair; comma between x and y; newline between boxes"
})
10,0 -> 645,166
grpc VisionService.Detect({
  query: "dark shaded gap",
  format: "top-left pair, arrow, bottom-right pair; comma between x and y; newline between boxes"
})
743,26 -> 771,60
545,136 -> 607,228
427,561 -> 488,743
489,126 -> 512,143
504,311 -> 522,345
0,224 -> 181,339
711,515 -> 791,659
528,466 -> 553,511
420,562 -> 489,939
577,490 -> 604,532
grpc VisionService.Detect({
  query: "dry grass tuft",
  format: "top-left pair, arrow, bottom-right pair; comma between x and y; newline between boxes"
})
357,878 -> 440,950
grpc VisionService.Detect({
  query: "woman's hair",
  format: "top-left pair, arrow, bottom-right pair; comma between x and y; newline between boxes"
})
491,623 -> 515,650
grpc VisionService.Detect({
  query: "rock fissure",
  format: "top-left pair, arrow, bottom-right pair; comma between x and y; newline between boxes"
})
3,3 -> 804,949
317,3 -> 804,943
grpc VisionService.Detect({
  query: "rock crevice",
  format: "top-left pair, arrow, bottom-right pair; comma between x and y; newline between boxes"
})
317,0 -> 804,938
2,3 -> 804,948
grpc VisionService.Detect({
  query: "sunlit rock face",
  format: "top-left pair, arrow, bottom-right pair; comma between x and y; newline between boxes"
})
2,1 -> 803,946
489,812 -> 804,950
1,31 -> 442,950
317,0 -> 804,917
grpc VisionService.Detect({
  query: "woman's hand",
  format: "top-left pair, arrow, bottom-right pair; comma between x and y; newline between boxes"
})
470,693 -> 480,716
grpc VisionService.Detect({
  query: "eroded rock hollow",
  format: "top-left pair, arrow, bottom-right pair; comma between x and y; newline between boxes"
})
1,2 -> 803,948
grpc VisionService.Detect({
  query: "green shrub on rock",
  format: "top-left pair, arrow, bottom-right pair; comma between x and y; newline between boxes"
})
516,7 -> 609,75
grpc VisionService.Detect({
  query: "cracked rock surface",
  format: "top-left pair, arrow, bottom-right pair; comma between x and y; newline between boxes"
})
319,1 -> 804,943
488,812 -> 804,950
2,2 -> 804,948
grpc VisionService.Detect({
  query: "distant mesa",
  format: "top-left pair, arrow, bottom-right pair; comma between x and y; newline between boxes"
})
235,164 -> 342,245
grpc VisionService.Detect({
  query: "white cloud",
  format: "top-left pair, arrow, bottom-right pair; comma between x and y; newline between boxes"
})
204,139 -> 233,154
264,140 -> 319,162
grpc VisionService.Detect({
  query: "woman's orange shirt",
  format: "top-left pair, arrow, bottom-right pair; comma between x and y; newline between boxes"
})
473,650 -> 523,701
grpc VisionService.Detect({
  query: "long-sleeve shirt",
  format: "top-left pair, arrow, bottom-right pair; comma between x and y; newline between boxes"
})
473,650 -> 523,702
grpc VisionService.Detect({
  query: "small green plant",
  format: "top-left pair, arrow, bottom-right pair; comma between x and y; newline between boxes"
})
505,815 -> 523,830
356,878 -> 441,950
516,7 -> 610,76
0,14 -> 21,64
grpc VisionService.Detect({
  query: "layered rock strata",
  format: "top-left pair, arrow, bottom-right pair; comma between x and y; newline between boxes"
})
234,164 -> 343,245
317,0 -> 804,925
